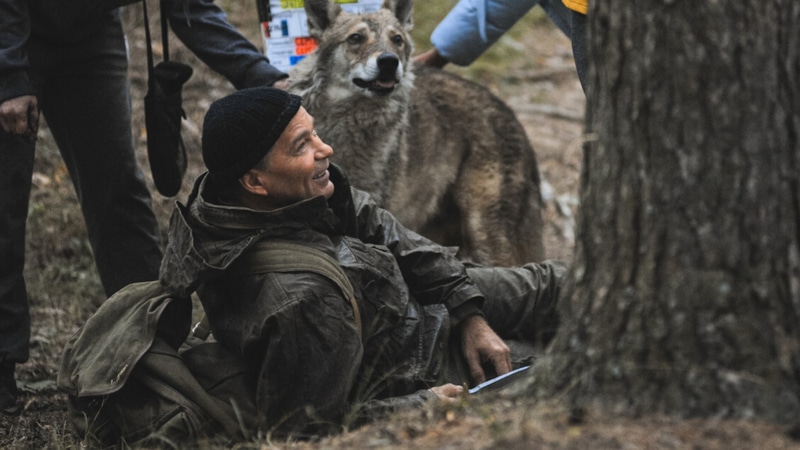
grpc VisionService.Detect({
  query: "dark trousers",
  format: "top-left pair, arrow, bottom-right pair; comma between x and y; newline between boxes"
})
541,0 -> 573,38
570,10 -> 589,94
0,11 -> 162,365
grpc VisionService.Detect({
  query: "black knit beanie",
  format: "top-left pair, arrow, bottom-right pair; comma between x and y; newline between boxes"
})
202,86 -> 302,186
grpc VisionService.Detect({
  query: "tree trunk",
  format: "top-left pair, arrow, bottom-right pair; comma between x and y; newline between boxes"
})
533,1 -> 800,421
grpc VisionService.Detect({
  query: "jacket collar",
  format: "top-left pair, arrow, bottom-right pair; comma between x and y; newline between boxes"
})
159,164 -> 355,295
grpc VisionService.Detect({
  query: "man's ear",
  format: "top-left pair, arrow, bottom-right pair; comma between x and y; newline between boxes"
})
239,169 -> 269,197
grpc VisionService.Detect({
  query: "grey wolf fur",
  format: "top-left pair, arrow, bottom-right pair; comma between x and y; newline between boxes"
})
289,0 -> 544,265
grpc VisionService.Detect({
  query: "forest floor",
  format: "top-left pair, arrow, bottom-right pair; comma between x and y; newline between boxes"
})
2,2 -> 799,449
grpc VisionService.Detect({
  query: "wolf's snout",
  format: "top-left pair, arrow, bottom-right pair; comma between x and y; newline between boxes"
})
377,52 -> 399,79
352,52 -> 401,95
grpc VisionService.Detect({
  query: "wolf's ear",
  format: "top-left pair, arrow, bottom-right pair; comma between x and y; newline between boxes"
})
305,0 -> 342,38
383,0 -> 414,30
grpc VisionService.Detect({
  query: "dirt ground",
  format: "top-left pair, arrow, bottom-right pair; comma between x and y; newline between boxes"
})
2,4 -> 799,449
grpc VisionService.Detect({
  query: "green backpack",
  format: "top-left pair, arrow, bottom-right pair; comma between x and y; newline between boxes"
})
58,241 -> 359,448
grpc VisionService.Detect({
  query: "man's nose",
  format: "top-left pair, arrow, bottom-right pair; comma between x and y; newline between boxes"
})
317,140 -> 334,158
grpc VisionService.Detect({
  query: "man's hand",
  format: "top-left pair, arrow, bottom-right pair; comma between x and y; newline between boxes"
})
429,383 -> 464,404
271,77 -> 291,91
0,95 -> 39,136
460,314 -> 511,384
412,48 -> 449,69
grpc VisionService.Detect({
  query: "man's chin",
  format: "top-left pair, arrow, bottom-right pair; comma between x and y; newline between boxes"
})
322,183 -> 335,199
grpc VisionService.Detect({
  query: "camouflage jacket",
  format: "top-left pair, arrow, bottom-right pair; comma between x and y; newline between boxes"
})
159,165 -> 484,436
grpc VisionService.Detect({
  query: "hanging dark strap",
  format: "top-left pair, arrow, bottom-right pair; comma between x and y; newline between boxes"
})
159,0 -> 170,61
143,0 -> 155,91
143,0 -> 171,92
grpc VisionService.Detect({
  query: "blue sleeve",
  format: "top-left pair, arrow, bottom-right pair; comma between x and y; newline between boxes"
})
430,0 -> 540,66
0,0 -> 34,103
163,0 -> 287,89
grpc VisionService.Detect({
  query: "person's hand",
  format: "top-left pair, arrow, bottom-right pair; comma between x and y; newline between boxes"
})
429,383 -> 464,404
460,314 -> 511,384
0,95 -> 39,136
271,77 -> 291,91
412,48 -> 449,69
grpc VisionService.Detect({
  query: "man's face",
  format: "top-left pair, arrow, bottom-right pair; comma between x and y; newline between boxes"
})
254,107 -> 335,209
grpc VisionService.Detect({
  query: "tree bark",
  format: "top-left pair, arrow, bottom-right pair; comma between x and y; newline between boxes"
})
532,0 -> 800,421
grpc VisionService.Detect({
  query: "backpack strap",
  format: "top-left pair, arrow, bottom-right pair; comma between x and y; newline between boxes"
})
193,240 -> 361,338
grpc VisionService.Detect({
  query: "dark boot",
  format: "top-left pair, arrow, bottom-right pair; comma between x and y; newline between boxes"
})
0,363 -> 20,415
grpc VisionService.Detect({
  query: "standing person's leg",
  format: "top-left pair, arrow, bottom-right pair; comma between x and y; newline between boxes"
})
0,130 -> 35,414
570,10 -> 589,94
467,260 -> 566,347
38,11 -> 162,296
540,0 -> 572,37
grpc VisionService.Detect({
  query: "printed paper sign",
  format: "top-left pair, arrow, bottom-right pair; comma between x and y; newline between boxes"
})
257,0 -> 384,73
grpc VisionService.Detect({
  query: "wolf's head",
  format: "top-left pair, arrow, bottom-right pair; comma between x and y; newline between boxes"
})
291,0 -> 415,102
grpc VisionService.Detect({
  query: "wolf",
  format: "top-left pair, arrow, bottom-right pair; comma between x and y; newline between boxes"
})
289,0 -> 544,266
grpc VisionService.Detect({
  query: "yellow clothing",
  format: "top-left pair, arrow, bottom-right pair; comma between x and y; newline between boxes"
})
562,0 -> 587,15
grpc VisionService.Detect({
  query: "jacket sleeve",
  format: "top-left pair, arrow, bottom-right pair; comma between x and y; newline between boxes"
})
430,0 -> 540,66
430,0 -> 572,66
349,188 -> 483,324
163,0 -> 287,89
0,0 -> 34,104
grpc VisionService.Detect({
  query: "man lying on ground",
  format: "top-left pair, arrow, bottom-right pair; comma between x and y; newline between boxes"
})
157,86 -> 567,437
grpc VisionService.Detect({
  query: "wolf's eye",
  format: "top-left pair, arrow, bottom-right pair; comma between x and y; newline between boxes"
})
347,33 -> 364,45
391,34 -> 404,46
